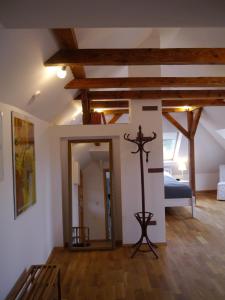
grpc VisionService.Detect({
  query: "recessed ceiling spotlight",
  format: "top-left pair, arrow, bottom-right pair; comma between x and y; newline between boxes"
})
56,66 -> 67,79
94,108 -> 104,113
183,105 -> 191,111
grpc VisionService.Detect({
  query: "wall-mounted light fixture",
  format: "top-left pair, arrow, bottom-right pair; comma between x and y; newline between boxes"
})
27,90 -> 41,106
56,66 -> 67,79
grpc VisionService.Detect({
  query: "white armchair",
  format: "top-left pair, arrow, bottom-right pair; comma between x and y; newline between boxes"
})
217,165 -> 225,200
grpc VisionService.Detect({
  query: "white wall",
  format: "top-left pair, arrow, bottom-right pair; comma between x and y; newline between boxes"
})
121,100 -> 165,244
51,99 -> 165,246
83,161 -> 106,240
0,102 -> 54,300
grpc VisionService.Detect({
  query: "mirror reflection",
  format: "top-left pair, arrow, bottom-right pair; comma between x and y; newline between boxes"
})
70,141 -> 113,250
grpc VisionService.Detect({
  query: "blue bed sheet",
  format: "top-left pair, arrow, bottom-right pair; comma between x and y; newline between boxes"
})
164,175 -> 192,199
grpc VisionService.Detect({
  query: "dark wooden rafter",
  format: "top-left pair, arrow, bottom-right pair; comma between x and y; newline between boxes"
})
81,90 -> 91,124
97,108 -> 199,115
162,112 -> 190,139
75,90 -> 225,100
89,99 -> 225,110
101,112 -> 106,124
91,100 -> 129,109
65,76 -> 225,89
190,107 -> 203,138
187,111 -> 196,196
52,29 -> 86,79
99,109 -> 129,115
163,99 -> 225,106
45,48 -> 225,66
108,114 -> 123,124
163,107 -> 199,113
52,29 -> 91,124
187,107 -> 203,197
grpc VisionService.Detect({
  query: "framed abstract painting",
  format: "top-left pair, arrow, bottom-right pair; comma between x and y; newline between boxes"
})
0,112 -> 3,181
11,112 -> 36,218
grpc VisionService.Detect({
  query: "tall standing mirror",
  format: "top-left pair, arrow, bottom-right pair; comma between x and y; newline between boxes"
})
68,140 -> 114,250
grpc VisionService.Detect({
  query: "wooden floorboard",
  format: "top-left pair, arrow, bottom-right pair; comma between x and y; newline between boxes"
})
49,192 -> 225,300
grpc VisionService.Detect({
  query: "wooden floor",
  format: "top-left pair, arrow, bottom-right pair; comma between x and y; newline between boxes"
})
49,192 -> 225,300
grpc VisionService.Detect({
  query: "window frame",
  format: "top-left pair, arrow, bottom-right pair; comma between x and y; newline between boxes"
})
163,132 -> 182,163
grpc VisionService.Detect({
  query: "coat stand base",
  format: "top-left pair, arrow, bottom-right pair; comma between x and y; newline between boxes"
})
131,212 -> 158,259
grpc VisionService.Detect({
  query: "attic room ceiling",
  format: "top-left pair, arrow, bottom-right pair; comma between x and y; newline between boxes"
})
48,28 -> 225,125
1,28 -> 225,124
1,1 -> 225,28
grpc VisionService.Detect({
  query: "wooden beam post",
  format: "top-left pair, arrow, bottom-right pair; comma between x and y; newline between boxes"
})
162,112 -> 190,139
81,90 -> 91,124
108,113 -> 123,124
187,111 -> 196,197
163,108 -> 203,199
101,112 -> 106,125
190,107 -> 203,138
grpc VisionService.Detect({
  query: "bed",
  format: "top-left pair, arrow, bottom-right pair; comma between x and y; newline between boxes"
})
164,171 -> 195,217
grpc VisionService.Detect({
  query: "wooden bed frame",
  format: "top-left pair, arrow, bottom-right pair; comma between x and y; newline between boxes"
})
165,196 -> 195,217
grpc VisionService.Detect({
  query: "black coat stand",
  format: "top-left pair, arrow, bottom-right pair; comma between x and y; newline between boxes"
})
124,125 -> 159,258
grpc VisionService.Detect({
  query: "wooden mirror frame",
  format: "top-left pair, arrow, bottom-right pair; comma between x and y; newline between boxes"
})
67,138 -> 115,251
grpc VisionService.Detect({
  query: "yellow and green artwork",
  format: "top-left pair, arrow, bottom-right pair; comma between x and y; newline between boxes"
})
12,113 -> 36,217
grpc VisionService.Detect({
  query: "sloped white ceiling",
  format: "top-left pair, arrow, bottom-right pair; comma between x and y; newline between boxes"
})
0,29 -> 79,122
200,108 -> 225,150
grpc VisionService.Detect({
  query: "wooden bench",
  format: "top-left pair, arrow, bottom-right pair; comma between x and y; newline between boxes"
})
6,265 -> 61,300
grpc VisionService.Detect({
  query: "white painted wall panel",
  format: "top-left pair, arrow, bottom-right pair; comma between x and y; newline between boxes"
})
0,102 -> 53,300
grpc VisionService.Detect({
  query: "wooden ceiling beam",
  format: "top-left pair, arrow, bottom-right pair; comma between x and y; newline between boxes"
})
108,114 -> 123,124
65,77 -> 225,89
94,107 -> 204,116
101,112 -> 106,124
190,107 -> 203,138
45,48 -> 225,66
89,99 -> 225,109
75,90 -> 225,100
90,100 -> 129,109
52,29 -> 86,79
95,109 -> 129,115
162,112 -> 190,139
163,99 -> 225,106
162,107 -> 198,113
